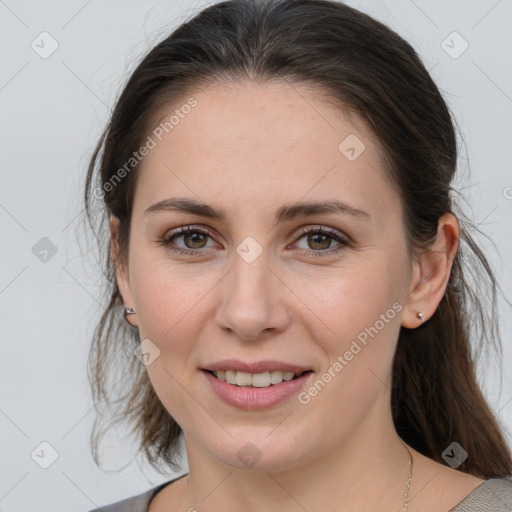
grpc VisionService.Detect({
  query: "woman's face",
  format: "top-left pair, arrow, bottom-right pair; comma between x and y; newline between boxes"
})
114,80 -> 416,471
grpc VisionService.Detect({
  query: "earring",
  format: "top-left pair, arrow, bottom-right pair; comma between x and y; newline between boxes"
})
123,307 -> 137,327
416,312 -> 424,322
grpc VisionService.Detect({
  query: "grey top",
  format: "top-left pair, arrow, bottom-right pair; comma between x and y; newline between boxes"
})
88,475 -> 512,512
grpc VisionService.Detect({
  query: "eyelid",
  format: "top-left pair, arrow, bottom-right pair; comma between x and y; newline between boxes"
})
291,224 -> 350,243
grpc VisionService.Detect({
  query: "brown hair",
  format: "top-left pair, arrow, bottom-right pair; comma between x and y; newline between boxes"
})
83,0 -> 512,477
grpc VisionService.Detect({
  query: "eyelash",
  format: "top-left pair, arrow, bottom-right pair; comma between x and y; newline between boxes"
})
157,225 -> 349,258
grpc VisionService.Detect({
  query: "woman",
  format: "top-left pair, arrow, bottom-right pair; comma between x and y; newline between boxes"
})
84,0 -> 512,510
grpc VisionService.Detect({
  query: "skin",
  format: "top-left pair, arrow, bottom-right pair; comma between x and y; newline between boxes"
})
110,80 -> 484,511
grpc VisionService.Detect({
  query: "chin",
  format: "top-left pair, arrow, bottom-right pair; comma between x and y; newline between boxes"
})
211,433 -> 310,473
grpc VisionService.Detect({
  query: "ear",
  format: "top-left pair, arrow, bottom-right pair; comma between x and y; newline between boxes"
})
401,213 -> 460,328
110,215 -> 136,325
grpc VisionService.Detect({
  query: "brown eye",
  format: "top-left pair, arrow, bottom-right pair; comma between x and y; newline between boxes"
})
159,226 -> 216,254
182,231 -> 208,249
293,227 -> 348,257
306,233 -> 333,250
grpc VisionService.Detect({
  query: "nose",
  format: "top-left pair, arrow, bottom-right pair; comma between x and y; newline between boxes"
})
214,250 -> 291,341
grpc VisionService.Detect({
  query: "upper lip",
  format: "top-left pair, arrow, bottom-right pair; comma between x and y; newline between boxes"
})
202,359 -> 313,374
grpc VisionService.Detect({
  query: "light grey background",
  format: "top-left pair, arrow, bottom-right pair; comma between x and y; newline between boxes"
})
1,1 -> 511,510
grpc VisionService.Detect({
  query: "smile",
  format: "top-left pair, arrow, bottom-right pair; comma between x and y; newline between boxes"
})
202,369 -> 314,410
208,369 -> 307,387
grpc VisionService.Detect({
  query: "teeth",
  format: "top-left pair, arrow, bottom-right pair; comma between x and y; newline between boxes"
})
213,370 -> 302,387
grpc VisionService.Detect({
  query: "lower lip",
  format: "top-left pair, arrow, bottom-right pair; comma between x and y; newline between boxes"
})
201,370 -> 314,410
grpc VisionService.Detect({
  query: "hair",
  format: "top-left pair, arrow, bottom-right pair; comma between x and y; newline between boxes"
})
83,0 -> 512,478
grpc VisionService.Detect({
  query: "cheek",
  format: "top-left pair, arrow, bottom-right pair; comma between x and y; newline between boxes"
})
289,256 -> 405,342
129,247 -> 219,342
286,257 -> 405,409
296,272 -> 403,427
128,256 -> 217,424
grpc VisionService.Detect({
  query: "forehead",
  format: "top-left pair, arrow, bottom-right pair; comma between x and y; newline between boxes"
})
132,80 -> 397,225
146,79 -> 379,157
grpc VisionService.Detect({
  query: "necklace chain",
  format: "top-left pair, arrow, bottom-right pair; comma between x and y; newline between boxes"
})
401,443 -> 414,511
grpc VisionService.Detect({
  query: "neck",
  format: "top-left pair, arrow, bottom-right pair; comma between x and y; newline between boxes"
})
179,397 -> 413,512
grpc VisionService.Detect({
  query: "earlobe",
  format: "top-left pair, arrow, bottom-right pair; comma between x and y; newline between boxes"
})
401,213 -> 460,328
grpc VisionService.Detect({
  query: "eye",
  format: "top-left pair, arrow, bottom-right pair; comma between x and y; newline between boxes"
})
157,226 -> 217,255
291,226 -> 349,257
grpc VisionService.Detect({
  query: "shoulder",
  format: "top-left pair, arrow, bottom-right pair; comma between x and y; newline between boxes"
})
86,480 -> 175,512
450,478 -> 512,512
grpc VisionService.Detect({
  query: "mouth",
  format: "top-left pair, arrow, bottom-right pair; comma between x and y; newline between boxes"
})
201,367 -> 315,410
202,369 -> 314,388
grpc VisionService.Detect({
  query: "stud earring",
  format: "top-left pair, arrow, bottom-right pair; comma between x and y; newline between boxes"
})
123,307 -> 137,327
416,312 -> 424,322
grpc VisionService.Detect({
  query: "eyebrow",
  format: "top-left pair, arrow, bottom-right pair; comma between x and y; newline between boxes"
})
144,197 -> 370,222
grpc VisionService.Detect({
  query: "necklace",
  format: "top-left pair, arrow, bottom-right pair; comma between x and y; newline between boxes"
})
401,443 -> 414,511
